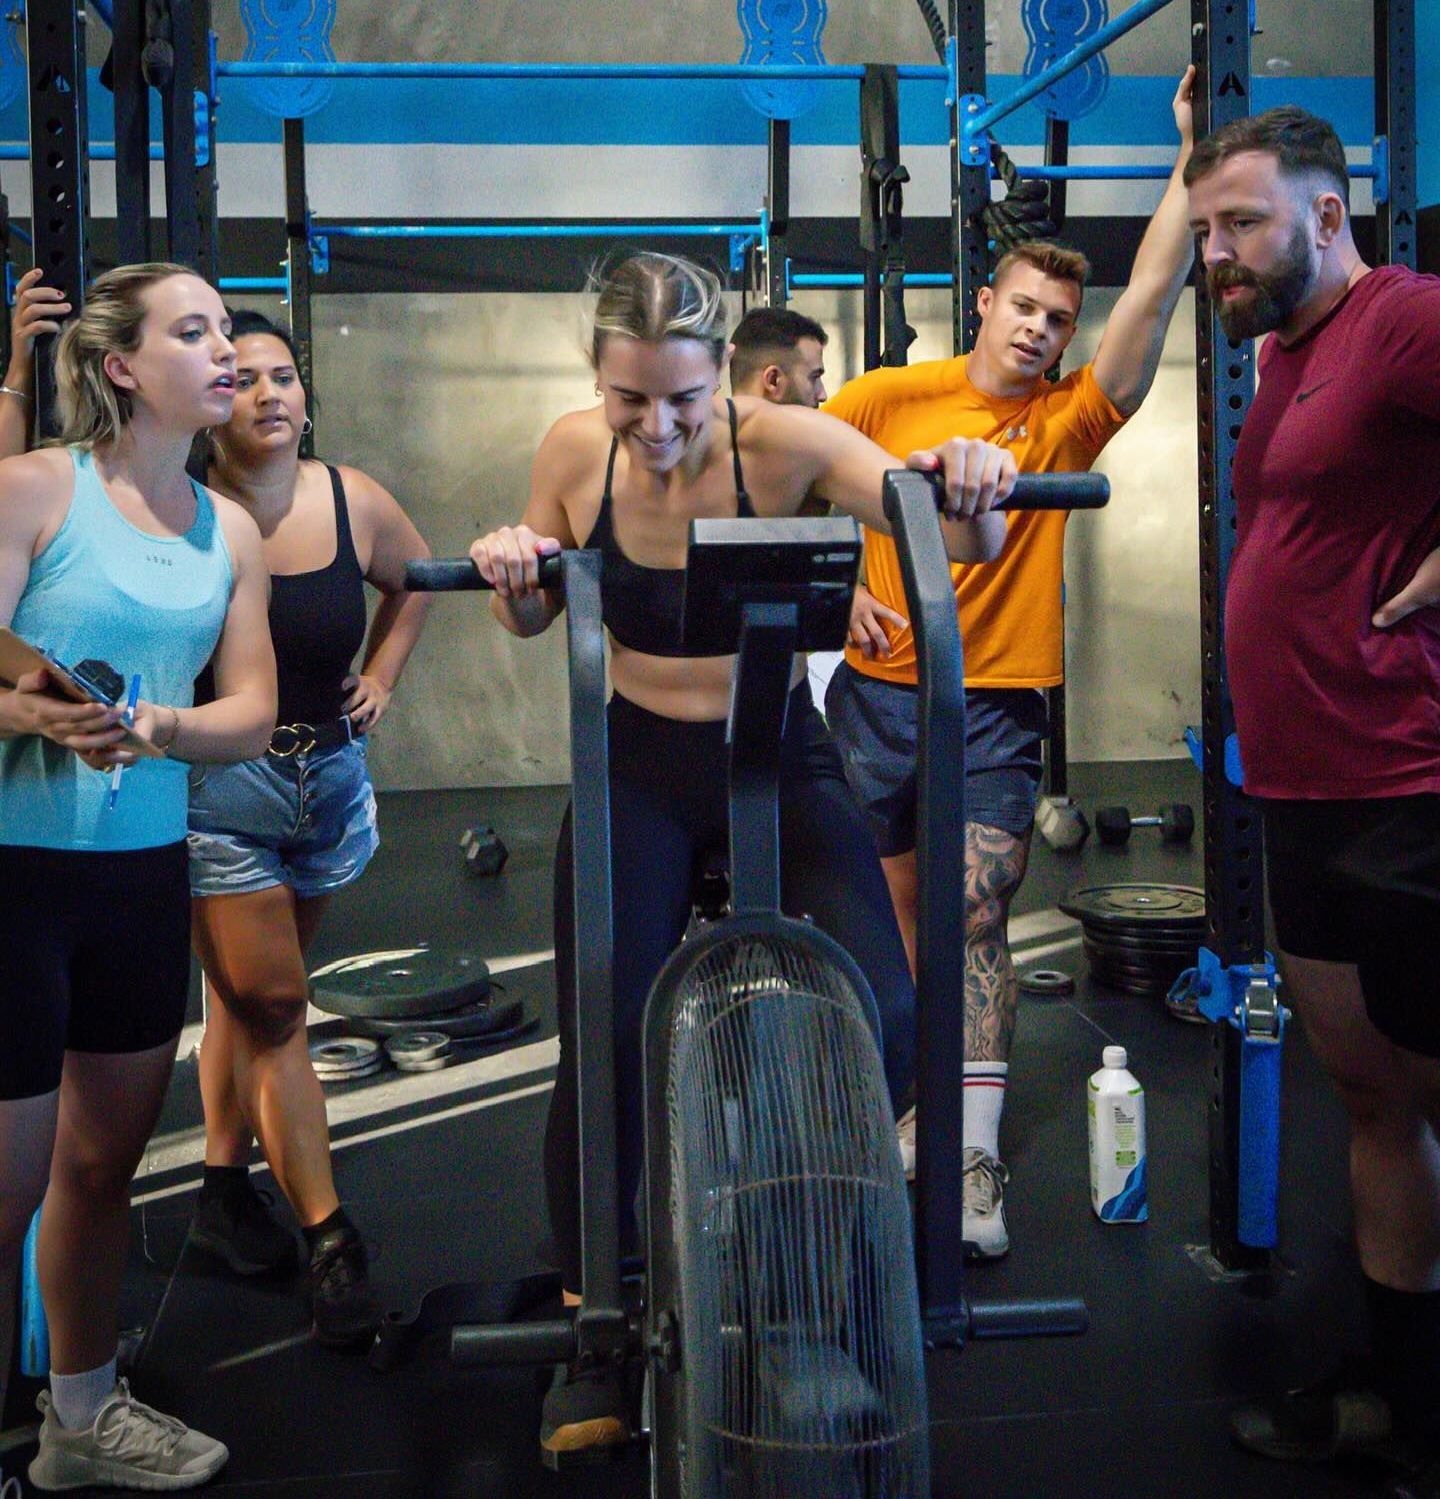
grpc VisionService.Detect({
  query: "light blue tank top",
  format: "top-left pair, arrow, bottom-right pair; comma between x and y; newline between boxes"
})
1,447 -> 233,851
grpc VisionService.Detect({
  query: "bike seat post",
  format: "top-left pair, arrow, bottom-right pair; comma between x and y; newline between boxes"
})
726,600 -> 800,916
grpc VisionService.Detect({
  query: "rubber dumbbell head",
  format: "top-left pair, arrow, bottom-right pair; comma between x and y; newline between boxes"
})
1159,803 -> 1195,843
461,826 -> 509,877
1094,806 -> 1133,846
1035,795 -> 1090,851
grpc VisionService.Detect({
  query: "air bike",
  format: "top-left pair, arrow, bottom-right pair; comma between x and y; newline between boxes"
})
392,467 -> 1108,1496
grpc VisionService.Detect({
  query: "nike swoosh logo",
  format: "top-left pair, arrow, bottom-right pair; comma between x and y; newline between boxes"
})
1295,379 -> 1334,403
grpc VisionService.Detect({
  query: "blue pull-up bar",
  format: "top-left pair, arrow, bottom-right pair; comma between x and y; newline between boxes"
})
316,222 -> 762,240
962,0 -> 1180,144
216,61 -> 948,83
790,272 -> 953,289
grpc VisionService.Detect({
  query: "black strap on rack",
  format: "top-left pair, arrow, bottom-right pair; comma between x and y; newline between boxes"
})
859,65 -> 915,370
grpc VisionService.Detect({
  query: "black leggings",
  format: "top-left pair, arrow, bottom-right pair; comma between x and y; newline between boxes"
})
546,687 -> 916,1291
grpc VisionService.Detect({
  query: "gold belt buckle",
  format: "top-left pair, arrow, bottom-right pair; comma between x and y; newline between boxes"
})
269,722 -> 317,757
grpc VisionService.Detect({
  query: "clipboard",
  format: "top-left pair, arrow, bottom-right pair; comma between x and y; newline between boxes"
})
0,627 -> 164,758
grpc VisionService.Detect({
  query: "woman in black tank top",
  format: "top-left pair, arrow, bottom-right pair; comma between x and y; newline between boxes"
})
468,252 -> 1017,1456
186,312 -> 432,1347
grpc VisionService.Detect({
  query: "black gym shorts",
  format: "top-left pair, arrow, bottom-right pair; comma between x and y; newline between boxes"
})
0,841 -> 192,1100
1262,794 -> 1440,1057
824,663 -> 1048,855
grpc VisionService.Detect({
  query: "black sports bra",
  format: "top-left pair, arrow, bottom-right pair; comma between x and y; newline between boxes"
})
585,399 -> 755,657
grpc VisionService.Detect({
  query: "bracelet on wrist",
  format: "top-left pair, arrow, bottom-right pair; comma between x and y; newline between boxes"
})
0,384 -> 31,401
154,706 -> 181,753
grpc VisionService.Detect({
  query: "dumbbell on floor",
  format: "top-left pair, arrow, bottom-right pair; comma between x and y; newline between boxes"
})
1095,803 -> 1195,847
1035,794 -> 1090,851
460,825 -> 509,876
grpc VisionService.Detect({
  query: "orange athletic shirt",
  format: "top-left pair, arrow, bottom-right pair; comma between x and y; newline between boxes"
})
824,356 -> 1126,688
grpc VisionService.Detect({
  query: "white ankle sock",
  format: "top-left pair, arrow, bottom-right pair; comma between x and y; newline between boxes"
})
50,1357 -> 118,1431
962,1062 -> 1009,1160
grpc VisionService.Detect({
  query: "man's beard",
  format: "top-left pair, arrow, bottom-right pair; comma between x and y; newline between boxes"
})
1208,224 -> 1315,340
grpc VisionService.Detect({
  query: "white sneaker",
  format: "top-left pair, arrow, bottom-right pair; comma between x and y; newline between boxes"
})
962,1148 -> 1011,1260
896,1106 -> 916,1180
29,1380 -> 228,1492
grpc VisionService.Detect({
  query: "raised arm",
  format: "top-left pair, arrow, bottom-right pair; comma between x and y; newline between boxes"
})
1091,67 -> 1197,418
0,271 -> 72,461
469,413 -> 583,637
748,402 -> 1013,563
340,466 -> 432,731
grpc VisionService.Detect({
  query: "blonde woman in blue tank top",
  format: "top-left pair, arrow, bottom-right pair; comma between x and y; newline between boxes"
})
0,264 -> 275,1492
185,311 -> 431,1349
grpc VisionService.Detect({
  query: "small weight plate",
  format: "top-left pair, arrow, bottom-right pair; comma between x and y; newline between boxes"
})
392,1054 -> 451,1074
1019,968 -> 1076,997
309,1037 -> 379,1068
385,1031 -> 451,1063
314,1055 -> 383,1083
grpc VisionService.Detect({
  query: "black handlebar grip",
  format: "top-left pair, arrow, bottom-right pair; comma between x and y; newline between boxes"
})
1006,472 -> 1110,509
404,553 -> 566,592
900,469 -> 1109,511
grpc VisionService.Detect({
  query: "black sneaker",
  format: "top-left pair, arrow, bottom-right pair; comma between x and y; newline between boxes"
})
309,1225 -> 381,1350
189,1174 -> 298,1277
1230,1357 -> 1396,1462
539,1359 -> 629,1463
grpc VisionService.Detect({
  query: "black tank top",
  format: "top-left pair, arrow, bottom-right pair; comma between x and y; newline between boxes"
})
196,465 -> 368,724
585,400 -> 755,658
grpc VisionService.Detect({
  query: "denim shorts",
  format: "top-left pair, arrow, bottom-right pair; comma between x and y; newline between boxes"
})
824,663 -> 1048,855
188,737 -> 379,899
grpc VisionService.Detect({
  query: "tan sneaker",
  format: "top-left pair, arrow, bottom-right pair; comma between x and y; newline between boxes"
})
28,1380 -> 228,1491
962,1147 -> 1011,1260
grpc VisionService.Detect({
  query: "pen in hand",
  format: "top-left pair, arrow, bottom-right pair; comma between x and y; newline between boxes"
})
108,673 -> 141,811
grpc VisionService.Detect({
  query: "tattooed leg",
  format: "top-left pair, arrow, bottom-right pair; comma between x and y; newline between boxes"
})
964,822 -> 1033,1065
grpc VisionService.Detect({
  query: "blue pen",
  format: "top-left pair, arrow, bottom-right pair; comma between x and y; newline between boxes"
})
107,673 -> 141,811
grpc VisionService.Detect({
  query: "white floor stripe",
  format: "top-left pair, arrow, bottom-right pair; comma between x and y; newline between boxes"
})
1008,909 -> 1081,945
133,1077 -> 556,1209
1011,934 -> 1086,966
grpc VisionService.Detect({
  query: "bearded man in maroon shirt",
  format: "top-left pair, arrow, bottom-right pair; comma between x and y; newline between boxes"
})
1187,108 -> 1440,1490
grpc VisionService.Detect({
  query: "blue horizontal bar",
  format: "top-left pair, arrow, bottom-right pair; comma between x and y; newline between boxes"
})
966,0 -> 1179,140
792,272 -> 953,288
0,143 -> 164,161
219,277 -> 288,292
317,222 -> 762,240
217,60 -> 947,83
1020,164 -> 1171,180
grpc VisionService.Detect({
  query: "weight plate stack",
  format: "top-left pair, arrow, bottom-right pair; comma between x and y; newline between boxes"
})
1059,883 -> 1205,998
309,1036 -> 383,1082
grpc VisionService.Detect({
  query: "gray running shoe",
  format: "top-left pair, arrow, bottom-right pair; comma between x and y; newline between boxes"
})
28,1380 -> 227,1491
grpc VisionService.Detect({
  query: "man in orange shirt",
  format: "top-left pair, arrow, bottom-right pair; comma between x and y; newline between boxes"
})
824,69 -> 1198,1259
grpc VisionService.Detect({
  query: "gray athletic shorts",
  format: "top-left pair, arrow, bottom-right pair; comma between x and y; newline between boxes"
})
824,662 -> 1047,856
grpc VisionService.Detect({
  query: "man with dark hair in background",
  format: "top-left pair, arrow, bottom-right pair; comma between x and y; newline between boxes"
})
729,306 -> 829,408
1188,105 -> 1440,1492
823,69 -> 1197,1261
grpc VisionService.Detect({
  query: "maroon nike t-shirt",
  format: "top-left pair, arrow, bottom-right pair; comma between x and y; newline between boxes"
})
1226,264 -> 1440,799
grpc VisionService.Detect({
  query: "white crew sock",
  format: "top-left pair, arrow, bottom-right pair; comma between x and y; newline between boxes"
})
50,1356 -> 118,1431
962,1062 -> 1009,1161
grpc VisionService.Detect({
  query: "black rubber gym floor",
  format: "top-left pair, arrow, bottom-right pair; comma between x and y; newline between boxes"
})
1,762 -> 1396,1497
